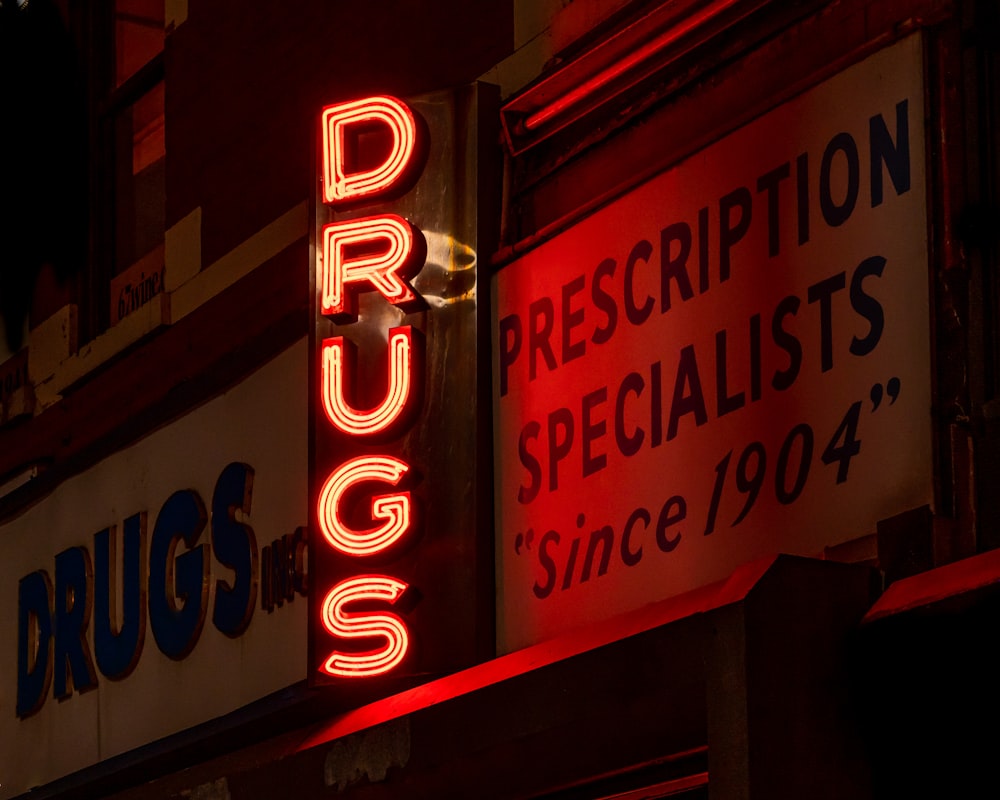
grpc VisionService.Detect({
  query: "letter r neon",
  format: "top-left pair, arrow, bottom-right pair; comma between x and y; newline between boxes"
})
320,214 -> 425,320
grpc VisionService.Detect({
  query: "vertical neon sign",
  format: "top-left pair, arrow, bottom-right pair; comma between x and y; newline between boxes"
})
315,95 -> 426,678
310,84 -> 499,694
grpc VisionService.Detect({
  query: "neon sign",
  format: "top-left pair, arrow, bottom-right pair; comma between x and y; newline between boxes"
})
314,95 -> 427,679
321,96 -> 419,205
321,328 -> 421,435
319,576 -> 410,677
320,215 -> 425,318
310,84 -> 497,691
316,456 -> 412,557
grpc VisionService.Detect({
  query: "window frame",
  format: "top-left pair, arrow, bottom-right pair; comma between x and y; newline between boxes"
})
79,0 -> 165,341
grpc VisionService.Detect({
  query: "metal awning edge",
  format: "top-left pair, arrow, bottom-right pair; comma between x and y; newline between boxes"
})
862,547 -> 1000,625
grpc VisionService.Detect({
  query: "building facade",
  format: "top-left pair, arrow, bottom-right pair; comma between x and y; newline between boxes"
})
1,0 -> 997,797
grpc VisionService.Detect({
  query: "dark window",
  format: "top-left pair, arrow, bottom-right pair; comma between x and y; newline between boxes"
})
113,77 -> 164,277
0,0 -> 86,353
80,0 -> 164,338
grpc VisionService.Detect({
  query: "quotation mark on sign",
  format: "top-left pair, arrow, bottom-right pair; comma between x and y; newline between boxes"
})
514,529 -> 535,555
870,377 -> 901,411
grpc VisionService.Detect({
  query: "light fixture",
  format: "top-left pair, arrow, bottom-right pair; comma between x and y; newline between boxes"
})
500,0 -> 760,155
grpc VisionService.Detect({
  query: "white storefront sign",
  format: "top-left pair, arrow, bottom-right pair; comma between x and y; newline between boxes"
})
494,36 -> 931,652
1,341 -> 307,798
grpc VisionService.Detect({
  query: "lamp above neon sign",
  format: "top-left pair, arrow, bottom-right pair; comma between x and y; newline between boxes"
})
314,95 -> 428,679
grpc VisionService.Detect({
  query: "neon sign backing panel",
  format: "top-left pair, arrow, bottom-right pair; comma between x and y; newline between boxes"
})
309,85 -> 498,693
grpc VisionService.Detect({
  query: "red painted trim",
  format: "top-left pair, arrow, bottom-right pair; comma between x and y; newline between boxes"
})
522,0 -> 745,134
298,554 -> 779,750
863,548 -> 1000,624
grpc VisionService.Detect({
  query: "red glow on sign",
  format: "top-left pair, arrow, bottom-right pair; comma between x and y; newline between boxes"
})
320,576 -> 410,677
322,96 -> 417,205
320,215 -> 424,320
322,327 -> 418,436
317,456 -> 412,556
